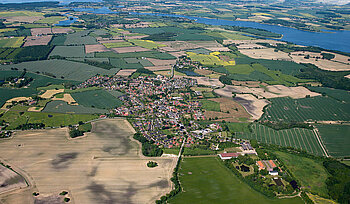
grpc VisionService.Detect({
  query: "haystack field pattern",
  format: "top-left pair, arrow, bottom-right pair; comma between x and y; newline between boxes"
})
0,119 -> 176,204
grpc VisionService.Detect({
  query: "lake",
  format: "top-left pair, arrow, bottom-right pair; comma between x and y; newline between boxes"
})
73,7 -> 350,53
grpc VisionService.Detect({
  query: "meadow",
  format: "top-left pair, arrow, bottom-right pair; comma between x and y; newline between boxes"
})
103,41 -> 133,48
273,151 -> 329,197
109,58 -> 144,69
71,89 -> 123,109
169,157 -> 303,204
64,31 -> 97,45
235,123 -> 325,156
200,99 -> 221,112
127,39 -> 166,49
261,96 -> 350,122
34,16 -> 66,24
0,37 -> 24,48
316,124 -> 350,158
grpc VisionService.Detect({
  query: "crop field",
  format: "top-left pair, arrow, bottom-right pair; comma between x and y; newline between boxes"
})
0,37 -> 24,48
316,124 -> 350,157
34,16 -> 66,24
0,60 -> 119,81
273,151 -> 329,197
0,119 -> 176,204
96,50 -> 176,60
127,39 -> 166,49
103,41 -> 133,48
85,44 -> 109,53
187,52 -> 235,66
226,64 -> 254,75
109,58 -> 144,69
49,35 -> 66,46
169,157 -> 302,204
261,96 -> 350,122
23,35 -> 52,47
49,46 -> 92,58
71,89 -> 123,109
200,99 -> 221,111
1,110 -> 97,129
64,31 -> 97,45
43,100 -> 107,114
235,123 -> 325,156
124,58 -> 154,66
307,87 -> 350,103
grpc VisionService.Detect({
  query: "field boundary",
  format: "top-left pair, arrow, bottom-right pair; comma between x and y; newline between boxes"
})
313,128 -> 330,157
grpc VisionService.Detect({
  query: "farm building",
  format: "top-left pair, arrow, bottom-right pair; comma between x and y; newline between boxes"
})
269,171 -> 279,176
256,160 -> 277,171
219,153 -> 241,160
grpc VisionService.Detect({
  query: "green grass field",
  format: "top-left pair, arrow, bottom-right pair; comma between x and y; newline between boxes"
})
183,148 -> 216,156
49,46 -> 92,58
109,58 -> 144,69
200,99 -> 220,112
123,58 -> 154,66
34,16 -> 66,24
236,123 -> 325,156
127,39 -> 166,49
1,110 -> 98,130
0,60 -> 119,81
261,96 -> 350,122
316,124 -> 350,157
169,157 -> 303,204
226,64 -> 254,75
71,89 -> 123,109
64,30 -> 97,45
273,151 -> 329,197
163,148 -> 180,155
102,41 -> 133,48
0,37 -> 24,48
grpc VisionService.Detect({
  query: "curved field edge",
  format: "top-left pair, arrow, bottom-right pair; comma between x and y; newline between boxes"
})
168,157 -> 303,204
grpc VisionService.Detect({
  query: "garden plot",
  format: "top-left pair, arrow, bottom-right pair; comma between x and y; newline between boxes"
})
239,48 -> 291,60
23,35 -> 52,47
85,44 -> 109,54
0,119 -> 176,204
111,46 -> 150,53
232,94 -> 269,120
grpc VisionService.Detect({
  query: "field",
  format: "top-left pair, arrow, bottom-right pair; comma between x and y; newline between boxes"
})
103,41 -> 133,48
0,37 -> 24,48
0,60 -> 119,82
236,123 -> 325,156
71,89 -> 123,109
124,58 -> 154,66
34,16 -> 66,24
273,151 -> 329,197
23,35 -> 52,47
64,31 -> 97,45
127,39 -> 166,49
43,100 -> 107,114
200,99 -> 220,112
95,50 -> 176,60
261,96 -> 350,122
0,119 -> 176,204
0,164 -> 27,195
84,44 -> 109,53
49,46 -> 92,58
187,52 -> 235,66
316,124 -> 350,157
111,46 -> 150,53
169,157 -> 302,204
239,48 -> 290,60
39,89 -> 64,99
307,87 -> 350,103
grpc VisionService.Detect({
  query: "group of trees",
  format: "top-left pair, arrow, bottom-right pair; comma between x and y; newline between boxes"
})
219,75 -> 232,85
260,121 -> 313,130
133,133 -> 163,157
16,123 -> 45,130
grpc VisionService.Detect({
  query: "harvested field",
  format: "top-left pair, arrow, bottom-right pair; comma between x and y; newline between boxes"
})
189,41 -> 224,49
0,164 -> 27,194
231,80 -> 268,87
4,16 -> 43,23
239,48 -> 291,60
168,51 -> 186,57
206,47 -> 230,52
52,28 -> 73,34
23,35 -> 52,47
98,39 -> 124,44
27,107 -> 43,112
30,28 -> 51,36
158,41 -> 199,51
52,93 -> 76,105
189,77 -> 224,87
110,46 -> 150,53
147,58 -> 175,66
0,119 -> 176,204
204,97 -> 251,122
85,44 -> 109,54
215,85 -> 320,99
232,94 -> 269,120
290,52 -> 350,71
39,89 -> 64,99
236,43 -> 265,49
116,69 -> 137,76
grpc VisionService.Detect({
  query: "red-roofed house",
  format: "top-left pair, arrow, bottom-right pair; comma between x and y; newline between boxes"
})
219,153 -> 241,160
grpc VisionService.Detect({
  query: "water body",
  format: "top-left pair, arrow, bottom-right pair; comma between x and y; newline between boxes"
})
55,15 -> 78,26
73,7 -> 350,53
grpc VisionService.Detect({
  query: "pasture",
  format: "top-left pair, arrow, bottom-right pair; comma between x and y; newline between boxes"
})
0,119 -> 176,204
316,124 -> 350,157
169,157 -> 302,204
0,60 -> 119,81
127,39 -> 166,49
261,96 -> 350,122
71,89 -> 123,109
64,31 -> 97,45
235,123 -> 325,156
200,99 -> 220,112
273,151 -> 329,197
0,37 -> 24,48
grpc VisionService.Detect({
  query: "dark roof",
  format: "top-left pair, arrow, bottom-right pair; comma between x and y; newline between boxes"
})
273,178 -> 284,187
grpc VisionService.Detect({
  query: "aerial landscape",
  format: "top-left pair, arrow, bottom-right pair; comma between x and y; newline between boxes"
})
0,0 -> 349,203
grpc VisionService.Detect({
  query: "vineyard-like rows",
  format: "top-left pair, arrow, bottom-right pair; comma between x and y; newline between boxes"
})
261,96 -> 350,122
236,123 -> 325,156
